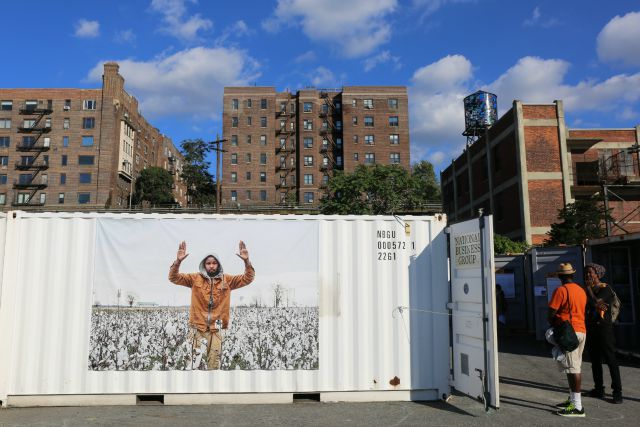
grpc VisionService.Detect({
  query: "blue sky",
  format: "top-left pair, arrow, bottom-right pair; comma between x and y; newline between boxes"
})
2,0 -> 639,173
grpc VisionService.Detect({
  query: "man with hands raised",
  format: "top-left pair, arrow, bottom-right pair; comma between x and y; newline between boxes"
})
169,240 -> 255,370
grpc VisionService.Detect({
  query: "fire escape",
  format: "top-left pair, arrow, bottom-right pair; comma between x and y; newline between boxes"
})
318,91 -> 343,188
13,101 -> 52,206
599,143 -> 640,235
276,94 -> 296,202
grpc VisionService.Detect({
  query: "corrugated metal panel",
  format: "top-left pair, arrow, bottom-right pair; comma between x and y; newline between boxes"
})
530,246 -> 584,339
0,212 -> 448,399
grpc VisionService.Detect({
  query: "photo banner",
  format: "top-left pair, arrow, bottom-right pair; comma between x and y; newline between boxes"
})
89,218 -> 319,371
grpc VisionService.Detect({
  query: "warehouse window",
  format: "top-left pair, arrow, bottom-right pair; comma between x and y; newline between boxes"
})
79,173 -> 92,184
82,136 -> 94,147
78,193 -> 91,204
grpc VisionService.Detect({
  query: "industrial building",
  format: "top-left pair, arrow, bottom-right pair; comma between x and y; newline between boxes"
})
0,62 -> 186,209
442,97 -> 640,244
222,86 -> 410,206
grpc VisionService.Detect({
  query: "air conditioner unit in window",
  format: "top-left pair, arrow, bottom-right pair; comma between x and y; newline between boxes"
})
63,106 -> 70,111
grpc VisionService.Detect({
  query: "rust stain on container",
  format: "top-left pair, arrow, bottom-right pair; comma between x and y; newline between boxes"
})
389,376 -> 400,387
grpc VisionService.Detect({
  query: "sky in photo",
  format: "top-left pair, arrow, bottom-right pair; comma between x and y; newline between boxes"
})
93,218 -> 319,307
2,0 -> 639,172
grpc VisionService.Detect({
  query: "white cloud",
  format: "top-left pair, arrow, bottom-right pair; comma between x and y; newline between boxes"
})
115,29 -> 136,44
263,0 -> 397,58
409,54 -> 640,170
409,55 -> 473,168
294,50 -> 317,64
486,56 -> 640,115
74,19 -> 100,38
215,20 -> 253,45
523,6 -> 560,28
363,50 -> 401,72
150,0 -> 212,41
412,0 -> 475,14
86,47 -> 260,119
597,11 -> 640,67
309,67 -> 337,87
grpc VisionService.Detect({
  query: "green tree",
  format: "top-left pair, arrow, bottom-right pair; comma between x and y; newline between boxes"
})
545,198 -> 613,246
411,160 -> 441,204
133,167 -> 174,205
321,164 -> 419,214
180,139 -> 216,206
494,234 -> 530,254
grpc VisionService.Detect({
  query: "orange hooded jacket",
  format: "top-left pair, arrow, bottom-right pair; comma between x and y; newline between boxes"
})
168,253 -> 255,332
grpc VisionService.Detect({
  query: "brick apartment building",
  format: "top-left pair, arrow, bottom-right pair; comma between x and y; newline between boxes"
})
441,100 -> 640,244
0,62 -> 186,209
222,86 -> 409,205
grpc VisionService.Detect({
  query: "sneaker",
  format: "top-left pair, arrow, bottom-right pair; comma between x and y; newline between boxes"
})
554,397 -> 571,409
586,388 -> 604,399
557,403 -> 585,417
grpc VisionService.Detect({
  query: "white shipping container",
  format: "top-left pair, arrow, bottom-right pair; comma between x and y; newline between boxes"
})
0,212 -> 496,407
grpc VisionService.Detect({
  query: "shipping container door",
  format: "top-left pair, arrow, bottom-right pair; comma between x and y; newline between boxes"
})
448,216 -> 499,409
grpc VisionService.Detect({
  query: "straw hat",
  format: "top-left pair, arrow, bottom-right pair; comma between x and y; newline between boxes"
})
556,262 -> 576,275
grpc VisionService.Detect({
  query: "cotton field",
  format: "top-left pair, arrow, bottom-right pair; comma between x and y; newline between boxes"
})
88,306 -> 319,370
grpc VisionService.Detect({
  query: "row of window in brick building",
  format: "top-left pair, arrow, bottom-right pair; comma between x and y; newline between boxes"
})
0,135 -> 95,148
229,171 -> 329,185
0,99 -> 98,111
229,134 -> 402,147
0,117 -> 96,130
1,171 -> 95,185
0,192 -> 92,206
228,152 -> 401,166
227,190 -> 316,204
229,98 -> 400,111
230,116 -> 399,128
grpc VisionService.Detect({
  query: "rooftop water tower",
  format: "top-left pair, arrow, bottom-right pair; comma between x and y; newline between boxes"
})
462,90 -> 498,146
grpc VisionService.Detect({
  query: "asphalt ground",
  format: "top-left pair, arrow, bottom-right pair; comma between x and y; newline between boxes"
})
1,334 -> 639,426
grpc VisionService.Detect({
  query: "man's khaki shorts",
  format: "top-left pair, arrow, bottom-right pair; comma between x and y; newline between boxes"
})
557,332 -> 586,374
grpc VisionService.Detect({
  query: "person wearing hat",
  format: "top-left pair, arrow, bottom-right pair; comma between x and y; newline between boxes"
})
584,262 -> 622,403
548,262 -> 588,417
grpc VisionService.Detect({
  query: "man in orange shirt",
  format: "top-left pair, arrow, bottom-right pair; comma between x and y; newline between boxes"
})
548,263 -> 588,417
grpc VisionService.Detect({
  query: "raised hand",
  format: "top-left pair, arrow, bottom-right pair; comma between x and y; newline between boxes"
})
236,240 -> 249,261
177,241 -> 189,262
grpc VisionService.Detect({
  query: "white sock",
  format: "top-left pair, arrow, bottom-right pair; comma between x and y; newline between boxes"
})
570,392 -> 582,410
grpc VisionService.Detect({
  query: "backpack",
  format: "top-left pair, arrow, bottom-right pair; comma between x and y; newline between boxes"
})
610,287 -> 622,323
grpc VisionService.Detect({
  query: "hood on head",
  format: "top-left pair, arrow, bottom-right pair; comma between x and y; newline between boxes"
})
199,253 -> 224,280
